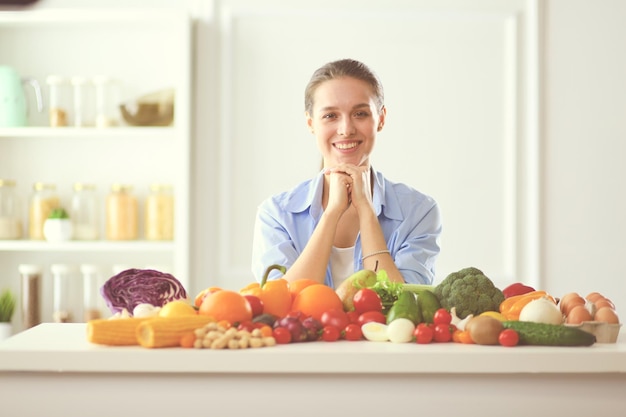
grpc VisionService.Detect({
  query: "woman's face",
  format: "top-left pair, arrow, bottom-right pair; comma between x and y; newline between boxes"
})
306,77 -> 385,169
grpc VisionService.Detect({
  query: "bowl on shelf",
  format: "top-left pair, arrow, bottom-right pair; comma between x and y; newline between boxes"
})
120,88 -> 174,127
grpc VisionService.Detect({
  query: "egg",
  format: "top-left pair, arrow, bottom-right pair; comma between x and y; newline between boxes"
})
594,307 -> 620,324
594,298 -> 616,310
585,292 -> 605,302
559,292 -> 586,315
566,304 -> 593,324
361,322 -> 390,342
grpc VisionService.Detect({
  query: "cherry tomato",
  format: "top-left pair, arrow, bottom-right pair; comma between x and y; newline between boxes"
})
321,325 -> 341,342
320,308 -> 350,331
243,295 -> 264,317
346,311 -> 360,324
414,324 -> 434,344
357,310 -> 387,326
237,321 -> 255,332
272,327 -> 292,344
343,323 -> 363,341
498,329 -> 519,347
352,288 -> 383,314
432,308 -> 452,325
433,323 -> 452,343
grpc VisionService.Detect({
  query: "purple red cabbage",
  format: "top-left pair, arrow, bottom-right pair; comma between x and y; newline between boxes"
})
100,268 -> 188,315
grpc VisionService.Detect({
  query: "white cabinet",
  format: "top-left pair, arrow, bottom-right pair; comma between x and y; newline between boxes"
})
0,9 -> 192,327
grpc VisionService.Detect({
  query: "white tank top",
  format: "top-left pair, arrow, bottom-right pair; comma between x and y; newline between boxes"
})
330,245 -> 355,288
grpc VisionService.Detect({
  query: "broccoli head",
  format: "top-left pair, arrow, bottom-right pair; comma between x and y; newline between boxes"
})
434,267 -> 504,319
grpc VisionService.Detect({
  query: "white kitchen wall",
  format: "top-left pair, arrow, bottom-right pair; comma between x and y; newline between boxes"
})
5,0 -> 625,318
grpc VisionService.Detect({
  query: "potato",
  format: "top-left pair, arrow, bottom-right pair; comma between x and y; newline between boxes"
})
467,316 -> 504,345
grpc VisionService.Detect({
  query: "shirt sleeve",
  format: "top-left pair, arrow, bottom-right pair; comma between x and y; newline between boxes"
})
391,198 -> 442,285
251,202 -> 300,283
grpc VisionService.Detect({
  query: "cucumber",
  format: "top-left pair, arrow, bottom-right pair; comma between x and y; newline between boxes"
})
502,321 -> 596,346
417,289 -> 441,323
386,291 -> 422,325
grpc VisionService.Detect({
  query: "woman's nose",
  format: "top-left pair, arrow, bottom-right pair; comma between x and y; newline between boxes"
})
338,118 -> 356,136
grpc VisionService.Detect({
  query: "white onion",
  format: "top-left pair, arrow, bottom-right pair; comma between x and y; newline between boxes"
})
519,296 -> 564,324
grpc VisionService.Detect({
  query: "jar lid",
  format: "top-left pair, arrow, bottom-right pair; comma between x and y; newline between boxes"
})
73,182 -> 97,191
149,183 -> 173,192
80,264 -> 100,275
111,183 -> 133,192
46,75 -> 68,85
0,179 -> 16,187
51,264 -> 76,275
18,264 -> 42,275
33,182 -> 56,191
71,76 -> 90,86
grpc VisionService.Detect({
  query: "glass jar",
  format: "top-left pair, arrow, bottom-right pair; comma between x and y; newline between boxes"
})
106,184 -> 138,240
28,182 -> 60,240
18,264 -> 41,330
71,76 -> 95,127
0,179 -> 23,239
51,263 -> 74,323
70,183 -> 99,240
80,264 -> 102,321
46,75 -> 71,127
145,183 -> 174,240
93,76 -> 121,128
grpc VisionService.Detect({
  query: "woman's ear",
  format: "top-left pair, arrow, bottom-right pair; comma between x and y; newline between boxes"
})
305,111 -> 314,133
377,105 -> 387,131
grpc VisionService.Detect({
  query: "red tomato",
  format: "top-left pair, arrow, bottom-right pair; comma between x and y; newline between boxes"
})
272,327 -> 292,344
357,310 -> 387,326
352,288 -> 383,314
243,295 -> 264,317
433,323 -> 452,343
498,329 -> 519,347
321,325 -> 341,342
414,325 -> 434,344
320,309 -> 350,331
432,308 -> 452,325
343,323 -> 363,341
237,321 -> 255,332
346,311 -> 361,324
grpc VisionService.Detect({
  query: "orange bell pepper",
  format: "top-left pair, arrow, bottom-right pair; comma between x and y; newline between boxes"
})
240,264 -> 291,318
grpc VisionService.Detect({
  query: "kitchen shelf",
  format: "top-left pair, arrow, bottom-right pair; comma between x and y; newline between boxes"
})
0,7 -> 192,327
0,127 -> 179,139
0,240 -> 175,252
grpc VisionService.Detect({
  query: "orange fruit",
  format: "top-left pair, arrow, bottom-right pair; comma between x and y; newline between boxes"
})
198,290 -> 252,324
194,286 -> 222,307
288,278 -> 320,301
291,284 -> 344,321
158,300 -> 197,318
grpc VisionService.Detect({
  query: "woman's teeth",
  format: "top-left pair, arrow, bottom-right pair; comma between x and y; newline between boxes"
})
335,142 -> 358,150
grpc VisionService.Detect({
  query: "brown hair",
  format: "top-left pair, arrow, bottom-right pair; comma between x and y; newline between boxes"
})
304,59 -> 385,115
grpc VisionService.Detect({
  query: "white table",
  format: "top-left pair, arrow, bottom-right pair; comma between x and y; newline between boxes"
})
1,323 -> 625,417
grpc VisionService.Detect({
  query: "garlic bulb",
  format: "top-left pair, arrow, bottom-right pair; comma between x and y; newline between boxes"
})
519,296 -> 564,324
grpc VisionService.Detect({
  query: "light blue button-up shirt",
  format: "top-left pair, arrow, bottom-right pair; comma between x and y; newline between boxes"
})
251,168 -> 442,287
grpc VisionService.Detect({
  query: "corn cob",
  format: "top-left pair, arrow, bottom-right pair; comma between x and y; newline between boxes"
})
87,317 -> 149,346
136,315 -> 216,348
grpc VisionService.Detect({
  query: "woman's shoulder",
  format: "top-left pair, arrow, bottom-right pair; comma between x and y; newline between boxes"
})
260,176 -> 319,213
376,170 -> 437,207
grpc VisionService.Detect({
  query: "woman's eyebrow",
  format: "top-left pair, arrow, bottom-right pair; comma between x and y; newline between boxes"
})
318,103 -> 371,112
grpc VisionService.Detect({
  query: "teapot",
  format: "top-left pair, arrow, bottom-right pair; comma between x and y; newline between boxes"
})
0,66 -> 43,127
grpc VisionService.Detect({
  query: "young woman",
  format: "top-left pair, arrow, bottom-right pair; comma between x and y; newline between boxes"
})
252,59 -> 442,287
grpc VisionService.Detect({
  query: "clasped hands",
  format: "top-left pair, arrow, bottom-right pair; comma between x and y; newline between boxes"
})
324,164 -> 372,213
